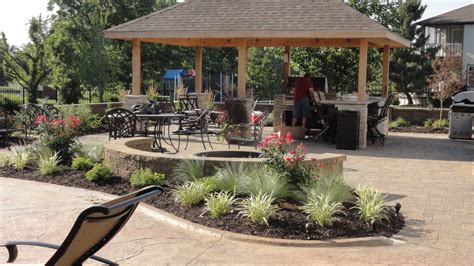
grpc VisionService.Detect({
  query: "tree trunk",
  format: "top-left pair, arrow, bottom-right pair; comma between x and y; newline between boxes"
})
439,99 -> 444,127
28,85 -> 38,104
99,87 -> 104,103
404,91 -> 413,105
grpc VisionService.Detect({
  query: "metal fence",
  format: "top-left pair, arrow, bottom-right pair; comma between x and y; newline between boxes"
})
0,86 -> 121,105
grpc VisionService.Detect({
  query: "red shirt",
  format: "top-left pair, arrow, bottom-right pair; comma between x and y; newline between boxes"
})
294,77 -> 313,103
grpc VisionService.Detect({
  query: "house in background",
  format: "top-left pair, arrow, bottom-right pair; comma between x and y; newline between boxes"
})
417,4 -> 474,90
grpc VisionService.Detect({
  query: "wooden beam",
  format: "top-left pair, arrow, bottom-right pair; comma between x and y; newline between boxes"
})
237,40 -> 248,97
358,39 -> 368,100
283,46 -> 291,88
195,46 -> 203,93
132,39 -> 141,95
382,45 -> 390,98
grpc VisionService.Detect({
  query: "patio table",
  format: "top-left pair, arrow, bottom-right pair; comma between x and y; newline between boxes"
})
136,113 -> 185,153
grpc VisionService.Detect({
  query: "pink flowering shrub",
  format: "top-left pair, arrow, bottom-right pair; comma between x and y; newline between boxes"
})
35,115 -> 80,163
258,133 -> 314,184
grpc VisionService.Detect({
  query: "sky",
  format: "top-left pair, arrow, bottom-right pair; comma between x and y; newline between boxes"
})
0,0 -> 473,47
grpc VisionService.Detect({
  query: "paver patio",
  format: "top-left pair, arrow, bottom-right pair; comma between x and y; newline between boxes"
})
0,131 -> 473,264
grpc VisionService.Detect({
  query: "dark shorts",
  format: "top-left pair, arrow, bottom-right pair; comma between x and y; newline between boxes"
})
293,97 -> 311,119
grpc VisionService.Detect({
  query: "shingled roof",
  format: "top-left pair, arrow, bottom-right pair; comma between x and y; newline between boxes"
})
104,0 -> 409,48
417,4 -> 474,26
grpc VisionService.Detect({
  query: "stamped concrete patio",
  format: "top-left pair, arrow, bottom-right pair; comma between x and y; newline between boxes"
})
0,131 -> 473,264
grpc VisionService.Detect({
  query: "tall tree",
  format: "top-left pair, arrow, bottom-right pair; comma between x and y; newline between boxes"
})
389,1 -> 437,104
2,17 -> 52,103
247,47 -> 284,99
0,33 -> 12,86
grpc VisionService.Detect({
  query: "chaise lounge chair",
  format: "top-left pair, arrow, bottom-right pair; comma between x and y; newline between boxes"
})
1,185 -> 163,265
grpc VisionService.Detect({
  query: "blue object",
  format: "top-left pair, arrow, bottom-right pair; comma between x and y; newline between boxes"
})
163,69 -> 186,80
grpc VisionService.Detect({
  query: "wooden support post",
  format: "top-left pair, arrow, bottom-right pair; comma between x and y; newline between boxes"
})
283,46 -> 291,88
195,46 -> 203,93
237,40 -> 248,98
132,39 -> 141,95
358,39 -> 368,100
382,45 -> 390,98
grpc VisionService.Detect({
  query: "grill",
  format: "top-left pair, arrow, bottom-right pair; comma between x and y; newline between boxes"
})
449,91 -> 474,140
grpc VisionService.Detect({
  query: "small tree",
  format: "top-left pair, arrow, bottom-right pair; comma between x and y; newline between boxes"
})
1,17 -> 51,103
429,54 -> 464,125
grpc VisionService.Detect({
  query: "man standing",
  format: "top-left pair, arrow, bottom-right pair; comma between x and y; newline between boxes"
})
292,73 -> 314,128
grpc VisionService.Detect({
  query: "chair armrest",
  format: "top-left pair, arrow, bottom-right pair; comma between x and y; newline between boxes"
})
1,240 -> 118,265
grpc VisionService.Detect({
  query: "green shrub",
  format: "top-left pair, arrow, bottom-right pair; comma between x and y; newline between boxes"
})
0,94 -> 21,112
239,191 -> 279,226
58,105 -> 102,132
301,194 -> 344,227
391,96 -> 400,106
355,185 -> 388,225
39,152 -> 61,176
205,191 -> 236,218
130,168 -> 165,188
74,144 -> 104,162
297,171 -> 351,204
10,148 -> 30,170
172,160 -> 206,184
195,176 -> 220,193
174,182 -> 208,207
239,166 -> 292,201
85,163 -> 114,182
423,119 -> 434,128
0,154 -> 11,167
389,117 -> 410,129
264,112 -> 273,126
214,162 -> 250,193
432,119 -> 448,128
71,157 -> 95,170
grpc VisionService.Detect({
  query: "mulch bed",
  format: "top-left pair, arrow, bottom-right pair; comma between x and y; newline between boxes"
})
0,165 -> 404,240
390,125 -> 448,134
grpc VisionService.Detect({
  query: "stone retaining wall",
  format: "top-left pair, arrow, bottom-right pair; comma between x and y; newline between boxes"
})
390,107 -> 449,125
104,138 -> 346,179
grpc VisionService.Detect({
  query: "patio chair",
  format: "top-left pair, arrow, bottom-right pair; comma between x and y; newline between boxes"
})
23,103 -> 47,139
367,94 -> 395,145
180,109 -> 214,150
42,103 -> 63,119
105,108 -> 137,140
1,185 -> 162,265
0,107 -> 26,148
227,111 -> 268,149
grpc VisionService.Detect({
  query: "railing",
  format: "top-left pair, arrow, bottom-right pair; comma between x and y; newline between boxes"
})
426,43 -> 463,57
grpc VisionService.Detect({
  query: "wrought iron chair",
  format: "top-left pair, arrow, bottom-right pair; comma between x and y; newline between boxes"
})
227,111 -> 268,149
367,94 -> 395,145
105,108 -> 137,140
180,109 -> 214,150
0,107 -> 26,148
1,186 -> 163,265
23,103 -> 47,139
42,103 -> 63,119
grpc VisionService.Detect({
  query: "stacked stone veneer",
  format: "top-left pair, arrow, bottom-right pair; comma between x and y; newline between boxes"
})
104,138 -> 346,179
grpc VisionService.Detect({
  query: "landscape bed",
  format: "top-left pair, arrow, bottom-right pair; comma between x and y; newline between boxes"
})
0,164 -> 404,241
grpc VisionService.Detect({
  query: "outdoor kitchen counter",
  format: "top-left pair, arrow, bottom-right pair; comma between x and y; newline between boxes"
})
273,94 -> 384,148
322,96 -> 384,148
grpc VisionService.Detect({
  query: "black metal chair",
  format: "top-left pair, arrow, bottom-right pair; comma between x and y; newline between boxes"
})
42,103 -> 63,119
23,104 -> 47,139
367,94 -> 395,145
180,109 -> 214,150
105,108 -> 137,140
227,111 -> 268,149
0,107 -> 26,148
1,186 -> 163,265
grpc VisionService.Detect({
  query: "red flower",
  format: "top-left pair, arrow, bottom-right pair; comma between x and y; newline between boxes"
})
68,116 -> 81,129
35,115 -> 48,125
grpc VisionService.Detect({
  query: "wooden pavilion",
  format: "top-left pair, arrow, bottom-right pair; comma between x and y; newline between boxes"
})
104,0 -> 410,100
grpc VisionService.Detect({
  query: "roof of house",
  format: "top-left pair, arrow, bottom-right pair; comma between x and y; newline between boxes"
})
104,0 -> 409,48
417,4 -> 474,26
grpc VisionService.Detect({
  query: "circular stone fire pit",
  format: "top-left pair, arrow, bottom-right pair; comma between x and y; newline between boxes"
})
104,137 -> 346,179
194,150 -> 263,158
